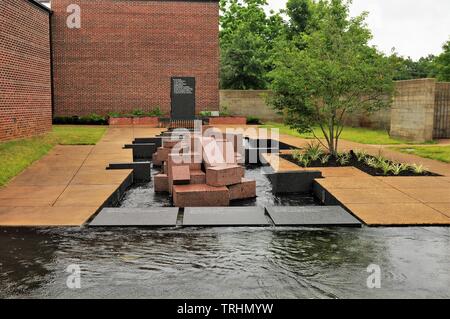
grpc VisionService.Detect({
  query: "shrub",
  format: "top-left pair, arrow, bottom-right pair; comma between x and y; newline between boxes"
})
353,149 -> 368,162
409,163 -> 426,174
220,105 -> 231,117
200,110 -> 213,117
320,154 -> 331,165
377,160 -> 391,175
364,157 -> 378,169
131,109 -> 146,117
336,152 -> 351,166
246,116 -> 262,125
148,107 -> 164,117
292,150 -> 311,167
390,163 -> 408,176
304,142 -> 324,161
53,114 -> 107,125
108,112 -> 122,118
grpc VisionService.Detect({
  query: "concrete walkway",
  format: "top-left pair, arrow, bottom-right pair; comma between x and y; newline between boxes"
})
270,133 -> 450,226
1,124 -> 450,227
0,126 -> 164,226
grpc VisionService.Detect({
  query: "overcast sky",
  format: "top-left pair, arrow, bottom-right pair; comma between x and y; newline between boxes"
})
266,0 -> 450,60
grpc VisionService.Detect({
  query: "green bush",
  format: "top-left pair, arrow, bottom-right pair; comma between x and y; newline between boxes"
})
220,105 -> 231,117
147,107 -> 164,117
108,108 -> 165,118
107,112 -> 122,118
131,109 -> 146,117
200,110 -> 213,117
53,114 -> 107,125
246,116 -> 262,125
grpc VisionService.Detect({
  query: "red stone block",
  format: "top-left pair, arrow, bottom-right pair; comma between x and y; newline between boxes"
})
152,153 -> 163,166
156,147 -> 170,162
206,165 -> 243,187
168,153 -> 202,171
209,117 -> 247,125
154,174 -> 169,192
228,178 -> 257,200
132,117 -> 159,127
190,170 -> 206,184
215,140 -> 236,164
171,165 -> 191,185
172,184 -> 230,207
163,139 -> 182,149
108,117 -> 133,126
203,139 -> 235,166
235,152 -> 245,164
163,161 -> 168,174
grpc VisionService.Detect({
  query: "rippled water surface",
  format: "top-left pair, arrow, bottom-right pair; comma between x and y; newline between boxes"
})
1,227 -> 450,299
1,167 -> 450,299
120,167 -> 319,208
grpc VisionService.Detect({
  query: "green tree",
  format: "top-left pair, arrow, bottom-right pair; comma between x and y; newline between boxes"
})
269,0 -> 395,155
220,26 -> 269,89
219,0 -> 285,89
391,54 -> 437,80
285,0 -> 313,36
435,39 -> 450,81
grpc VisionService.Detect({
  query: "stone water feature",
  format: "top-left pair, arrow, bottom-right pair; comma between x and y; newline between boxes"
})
152,130 -> 257,207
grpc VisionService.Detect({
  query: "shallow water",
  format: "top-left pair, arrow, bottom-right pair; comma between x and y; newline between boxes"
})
120,166 -> 319,208
2,167 -> 450,299
1,226 -> 450,298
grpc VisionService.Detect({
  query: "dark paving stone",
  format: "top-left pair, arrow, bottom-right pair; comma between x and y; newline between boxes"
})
89,207 -> 179,227
124,143 -> 156,160
266,206 -> 361,227
134,137 -> 162,148
183,207 -> 270,227
268,170 -> 322,193
107,162 -> 151,182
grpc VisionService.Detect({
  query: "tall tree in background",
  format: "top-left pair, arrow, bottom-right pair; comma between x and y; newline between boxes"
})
219,0 -> 285,89
269,0 -> 395,155
391,54 -> 437,80
435,39 -> 450,81
284,0 -> 313,37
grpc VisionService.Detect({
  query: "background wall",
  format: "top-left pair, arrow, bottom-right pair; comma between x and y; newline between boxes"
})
222,80 -> 450,142
390,79 -> 437,142
220,90 -> 283,122
434,82 -> 450,139
220,89 -> 389,129
0,0 -> 52,141
51,0 -> 220,117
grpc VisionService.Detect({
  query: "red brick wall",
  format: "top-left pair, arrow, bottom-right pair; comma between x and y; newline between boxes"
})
51,0 -> 220,117
0,0 -> 52,141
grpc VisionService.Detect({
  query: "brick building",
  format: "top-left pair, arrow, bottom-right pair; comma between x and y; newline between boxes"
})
0,0 -> 52,141
51,0 -> 220,117
0,0 -> 219,141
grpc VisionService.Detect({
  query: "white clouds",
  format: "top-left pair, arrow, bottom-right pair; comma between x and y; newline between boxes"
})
266,0 -> 450,60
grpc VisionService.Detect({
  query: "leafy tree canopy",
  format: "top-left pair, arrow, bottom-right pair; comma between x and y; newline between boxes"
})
435,39 -> 450,81
219,0 -> 285,89
269,0 -> 395,155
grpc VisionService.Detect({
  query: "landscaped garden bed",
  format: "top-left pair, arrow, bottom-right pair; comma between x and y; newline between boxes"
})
281,143 -> 439,177
209,116 -> 247,125
108,109 -> 164,127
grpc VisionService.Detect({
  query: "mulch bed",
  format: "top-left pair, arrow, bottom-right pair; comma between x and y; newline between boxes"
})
281,152 -> 440,177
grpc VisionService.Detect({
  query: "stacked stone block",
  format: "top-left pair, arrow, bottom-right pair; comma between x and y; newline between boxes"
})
153,133 -> 256,207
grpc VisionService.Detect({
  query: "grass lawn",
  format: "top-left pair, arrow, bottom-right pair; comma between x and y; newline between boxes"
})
0,125 -> 107,187
390,146 -> 450,163
260,122 -> 419,145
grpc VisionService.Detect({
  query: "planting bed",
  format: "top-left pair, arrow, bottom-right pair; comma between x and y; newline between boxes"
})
281,151 -> 440,177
